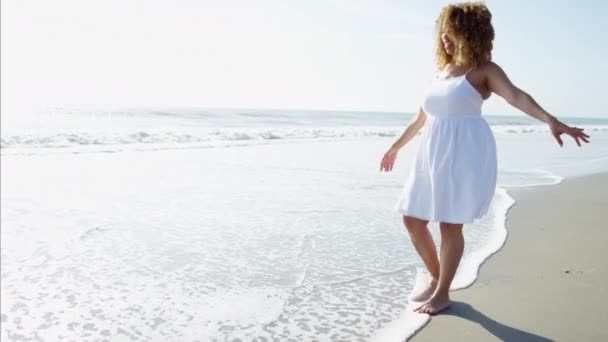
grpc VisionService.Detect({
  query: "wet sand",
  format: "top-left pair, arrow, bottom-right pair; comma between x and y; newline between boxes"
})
412,172 -> 608,341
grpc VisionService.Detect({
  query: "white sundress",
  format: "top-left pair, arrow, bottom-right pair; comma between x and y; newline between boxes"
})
393,67 -> 497,224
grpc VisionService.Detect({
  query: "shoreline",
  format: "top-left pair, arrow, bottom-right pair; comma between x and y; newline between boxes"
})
410,171 -> 608,341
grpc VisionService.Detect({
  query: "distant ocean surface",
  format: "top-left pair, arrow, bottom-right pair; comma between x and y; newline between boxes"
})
2,107 -> 607,341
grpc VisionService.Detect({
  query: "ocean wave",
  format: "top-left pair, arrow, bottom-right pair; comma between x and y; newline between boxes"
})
491,124 -> 608,134
2,125 -> 607,150
0,127 -> 398,149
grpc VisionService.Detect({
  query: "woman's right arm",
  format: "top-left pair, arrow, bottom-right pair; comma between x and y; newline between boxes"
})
391,106 -> 427,150
380,107 -> 426,172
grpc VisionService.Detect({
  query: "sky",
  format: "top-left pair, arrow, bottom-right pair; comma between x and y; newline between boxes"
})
1,0 -> 607,117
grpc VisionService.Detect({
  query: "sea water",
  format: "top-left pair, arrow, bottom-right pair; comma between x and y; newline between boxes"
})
1,107 -> 607,341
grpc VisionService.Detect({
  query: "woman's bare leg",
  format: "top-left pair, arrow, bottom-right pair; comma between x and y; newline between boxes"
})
414,222 -> 464,314
402,215 -> 440,296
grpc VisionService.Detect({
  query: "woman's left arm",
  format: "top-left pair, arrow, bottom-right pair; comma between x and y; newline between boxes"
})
486,62 -> 590,147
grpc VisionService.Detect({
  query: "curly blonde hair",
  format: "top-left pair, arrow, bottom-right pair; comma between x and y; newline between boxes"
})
435,1 -> 494,69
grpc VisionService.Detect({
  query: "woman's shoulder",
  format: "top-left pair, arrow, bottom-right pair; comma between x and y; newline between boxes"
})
470,61 -> 509,83
475,61 -> 504,74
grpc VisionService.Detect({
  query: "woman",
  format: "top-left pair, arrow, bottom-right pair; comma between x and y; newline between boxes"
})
379,2 -> 590,315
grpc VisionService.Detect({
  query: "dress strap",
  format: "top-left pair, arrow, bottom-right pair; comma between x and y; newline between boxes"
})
434,67 -> 445,79
437,66 -> 472,79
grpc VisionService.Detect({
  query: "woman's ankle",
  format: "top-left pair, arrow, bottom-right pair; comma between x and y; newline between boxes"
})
432,287 -> 450,298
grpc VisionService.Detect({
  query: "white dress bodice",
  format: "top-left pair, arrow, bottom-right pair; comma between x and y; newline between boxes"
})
422,69 -> 484,119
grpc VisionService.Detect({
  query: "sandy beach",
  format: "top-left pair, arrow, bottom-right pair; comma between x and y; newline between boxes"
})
411,171 -> 608,341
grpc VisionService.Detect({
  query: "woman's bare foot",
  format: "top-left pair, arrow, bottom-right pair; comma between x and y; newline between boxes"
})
408,278 -> 438,302
413,293 -> 451,315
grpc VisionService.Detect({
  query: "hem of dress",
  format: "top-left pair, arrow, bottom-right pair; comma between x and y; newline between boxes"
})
396,208 -> 489,225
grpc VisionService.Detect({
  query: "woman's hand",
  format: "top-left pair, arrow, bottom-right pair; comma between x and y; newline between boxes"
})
548,118 -> 590,147
380,147 -> 400,172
